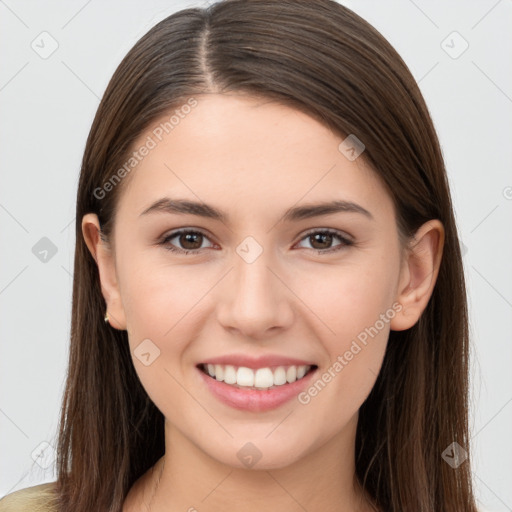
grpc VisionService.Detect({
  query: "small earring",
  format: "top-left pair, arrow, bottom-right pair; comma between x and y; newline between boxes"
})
104,310 -> 110,324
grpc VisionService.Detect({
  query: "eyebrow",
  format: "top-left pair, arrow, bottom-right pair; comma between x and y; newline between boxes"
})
139,197 -> 374,223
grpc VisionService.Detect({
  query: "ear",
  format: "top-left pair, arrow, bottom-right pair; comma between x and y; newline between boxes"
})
81,213 -> 127,330
390,219 -> 445,331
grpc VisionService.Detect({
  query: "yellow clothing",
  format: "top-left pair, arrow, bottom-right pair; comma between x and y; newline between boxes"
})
0,482 -> 58,512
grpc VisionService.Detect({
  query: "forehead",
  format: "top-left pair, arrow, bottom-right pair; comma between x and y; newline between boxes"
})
115,93 -> 394,224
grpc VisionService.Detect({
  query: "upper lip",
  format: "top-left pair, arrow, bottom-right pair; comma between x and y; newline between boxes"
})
198,354 -> 317,370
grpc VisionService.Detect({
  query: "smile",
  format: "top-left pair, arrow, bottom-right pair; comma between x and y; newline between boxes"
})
199,363 -> 317,390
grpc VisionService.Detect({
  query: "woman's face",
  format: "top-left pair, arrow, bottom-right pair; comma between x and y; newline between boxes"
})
86,93 -> 429,470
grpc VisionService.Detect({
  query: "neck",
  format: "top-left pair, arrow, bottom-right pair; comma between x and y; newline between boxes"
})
124,414 -> 377,512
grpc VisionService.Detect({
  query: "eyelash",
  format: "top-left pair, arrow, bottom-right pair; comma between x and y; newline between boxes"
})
158,228 -> 354,256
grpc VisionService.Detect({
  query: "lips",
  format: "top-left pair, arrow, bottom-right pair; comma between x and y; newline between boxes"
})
196,363 -> 319,412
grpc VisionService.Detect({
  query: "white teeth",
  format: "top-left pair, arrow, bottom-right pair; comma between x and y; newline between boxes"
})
223,365 -> 237,384
273,366 -> 287,385
236,367 -> 255,387
286,365 -> 297,383
202,363 -> 313,389
214,364 -> 224,381
254,368 -> 273,388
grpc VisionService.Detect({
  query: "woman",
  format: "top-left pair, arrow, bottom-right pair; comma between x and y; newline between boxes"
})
0,0 -> 478,510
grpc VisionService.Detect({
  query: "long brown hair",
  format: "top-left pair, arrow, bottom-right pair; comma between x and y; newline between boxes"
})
55,1 -> 478,510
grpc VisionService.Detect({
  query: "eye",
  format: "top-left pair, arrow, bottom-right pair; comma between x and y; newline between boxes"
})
159,229 -> 215,255
295,229 -> 354,254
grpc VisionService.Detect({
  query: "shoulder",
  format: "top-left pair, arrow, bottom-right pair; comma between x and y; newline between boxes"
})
0,482 -> 58,512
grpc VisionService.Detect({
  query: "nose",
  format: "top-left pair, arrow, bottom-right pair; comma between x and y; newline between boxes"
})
216,248 -> 295,339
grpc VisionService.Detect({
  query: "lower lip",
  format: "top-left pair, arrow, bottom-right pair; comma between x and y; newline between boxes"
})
196,366 -> 318,412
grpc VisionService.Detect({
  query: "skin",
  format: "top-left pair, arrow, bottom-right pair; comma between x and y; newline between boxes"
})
82,93 -> 444,512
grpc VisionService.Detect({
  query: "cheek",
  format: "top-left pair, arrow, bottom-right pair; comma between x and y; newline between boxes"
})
299,255 -> 397,397
118,255 -> 216,399
122,269 -> 198,356
117,242 -> 200,330
118,260 -> 202,420
302,255 -> 398,339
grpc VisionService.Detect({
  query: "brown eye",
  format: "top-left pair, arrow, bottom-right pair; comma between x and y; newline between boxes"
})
296,229 -> 353,254
178,232 -> 203,250
160,230 -> 214,254
309,232 -> 334,250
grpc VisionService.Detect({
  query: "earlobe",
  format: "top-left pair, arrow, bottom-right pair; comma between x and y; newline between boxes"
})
390,219 -> 445,331
81,213 -> 127,330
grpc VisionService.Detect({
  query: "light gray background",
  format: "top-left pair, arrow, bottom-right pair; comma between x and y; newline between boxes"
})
1,0 -> 511,509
